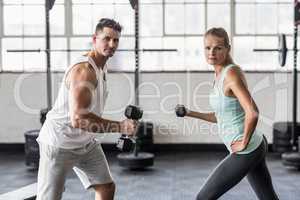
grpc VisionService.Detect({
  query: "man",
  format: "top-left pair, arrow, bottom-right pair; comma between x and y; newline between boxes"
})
36,18 -> 136,200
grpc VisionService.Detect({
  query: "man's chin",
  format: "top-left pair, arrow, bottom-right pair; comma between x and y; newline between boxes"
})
104,52 -> 115,57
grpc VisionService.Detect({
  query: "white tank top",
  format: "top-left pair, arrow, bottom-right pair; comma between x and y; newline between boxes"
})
37,55 -> 109,149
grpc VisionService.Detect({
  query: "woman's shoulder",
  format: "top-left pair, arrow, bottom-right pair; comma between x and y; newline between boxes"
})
225,64 -> 247,85
227,64 -> 243,77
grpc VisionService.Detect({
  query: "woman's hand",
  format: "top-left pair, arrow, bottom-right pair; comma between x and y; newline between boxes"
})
230,139 -> 247,153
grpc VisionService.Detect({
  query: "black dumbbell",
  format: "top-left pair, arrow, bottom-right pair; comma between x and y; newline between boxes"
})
124,105 -> 143,120
116,135 -> 135,152
116,105 -> 143,152
175,104 -> 187,117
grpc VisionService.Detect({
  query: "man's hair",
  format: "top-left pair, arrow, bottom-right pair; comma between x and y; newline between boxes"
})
95,18 -> 122,34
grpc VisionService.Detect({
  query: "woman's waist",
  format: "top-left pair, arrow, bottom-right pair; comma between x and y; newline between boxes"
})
215,110 -> 244,118
221,130 -> 264,154
216,116 -> 245,129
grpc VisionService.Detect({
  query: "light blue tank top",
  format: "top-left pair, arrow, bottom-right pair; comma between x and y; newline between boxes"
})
209,64 -> 263,154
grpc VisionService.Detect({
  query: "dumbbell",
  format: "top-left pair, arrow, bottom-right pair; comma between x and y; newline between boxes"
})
116,105 -> 143,152
117,105 -> 155,170
116,135 -> 135,152
175,104 -> 188,117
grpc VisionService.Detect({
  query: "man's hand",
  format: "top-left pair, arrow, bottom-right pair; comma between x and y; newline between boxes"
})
230,139 -> 247,153
119,119 -> 137,136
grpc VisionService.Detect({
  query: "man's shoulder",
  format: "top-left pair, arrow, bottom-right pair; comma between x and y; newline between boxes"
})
66,62 -> 97,86
72,62 -> 95,72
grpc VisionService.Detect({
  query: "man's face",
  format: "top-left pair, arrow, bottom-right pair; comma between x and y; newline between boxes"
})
93,27 -> 120,57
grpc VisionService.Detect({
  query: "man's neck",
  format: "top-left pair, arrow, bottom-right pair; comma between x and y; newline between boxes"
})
89,51 -> 108,70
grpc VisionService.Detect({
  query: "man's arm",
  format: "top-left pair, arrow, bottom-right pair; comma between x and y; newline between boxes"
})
67,62 -> 134,134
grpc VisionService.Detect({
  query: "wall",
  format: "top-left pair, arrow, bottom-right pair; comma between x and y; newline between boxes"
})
0,71 -> 297,144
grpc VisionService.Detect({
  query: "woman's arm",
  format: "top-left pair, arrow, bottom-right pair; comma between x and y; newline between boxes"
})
186,110 -> 217,123
225,67 -> 259,152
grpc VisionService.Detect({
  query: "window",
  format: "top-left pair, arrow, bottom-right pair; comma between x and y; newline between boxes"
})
1,0 -> 65,71
234,0 -> 294,70
164,3 -> 205,35
0,0 -> 296,72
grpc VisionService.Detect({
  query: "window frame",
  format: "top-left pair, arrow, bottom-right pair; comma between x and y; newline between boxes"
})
0,0 -> 296,72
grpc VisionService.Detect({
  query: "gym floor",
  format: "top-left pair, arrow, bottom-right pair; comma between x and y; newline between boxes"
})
1,150 -> 299,200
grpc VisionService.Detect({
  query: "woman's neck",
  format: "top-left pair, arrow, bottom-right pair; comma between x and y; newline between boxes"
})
213,62 -> 233,78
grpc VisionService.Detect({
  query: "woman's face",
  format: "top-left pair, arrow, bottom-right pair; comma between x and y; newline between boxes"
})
204,35 -> 230,66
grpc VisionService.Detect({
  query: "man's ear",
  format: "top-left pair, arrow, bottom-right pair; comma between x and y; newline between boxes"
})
92,34 -> 97,43
92,34 -> 100,48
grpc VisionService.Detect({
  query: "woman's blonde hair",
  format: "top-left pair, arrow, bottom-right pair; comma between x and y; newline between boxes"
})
204,27 -> 233,64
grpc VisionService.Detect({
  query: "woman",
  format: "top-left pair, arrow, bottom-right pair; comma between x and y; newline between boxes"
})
179,28 -> 279,200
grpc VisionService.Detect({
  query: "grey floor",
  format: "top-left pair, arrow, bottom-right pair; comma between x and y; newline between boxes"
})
0,150 -> 300,200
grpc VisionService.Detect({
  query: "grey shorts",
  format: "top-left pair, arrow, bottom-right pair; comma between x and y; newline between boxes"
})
36,139 -> 113,200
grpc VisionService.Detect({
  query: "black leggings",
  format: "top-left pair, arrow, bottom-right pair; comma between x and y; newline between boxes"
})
196,136 -> 279,200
